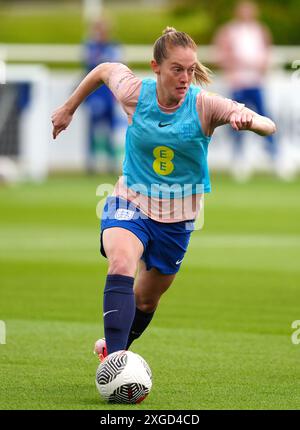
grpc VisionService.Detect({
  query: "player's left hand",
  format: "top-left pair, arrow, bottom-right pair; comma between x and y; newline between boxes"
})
230,111 -> 254,131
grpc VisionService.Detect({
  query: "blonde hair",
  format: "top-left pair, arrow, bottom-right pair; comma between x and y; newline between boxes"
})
153,27 -> 212,86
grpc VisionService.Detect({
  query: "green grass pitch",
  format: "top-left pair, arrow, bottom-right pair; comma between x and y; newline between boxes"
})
0,173 -> 300,410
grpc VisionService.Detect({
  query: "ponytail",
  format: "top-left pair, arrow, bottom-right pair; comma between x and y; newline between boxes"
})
153,27 -> 212,86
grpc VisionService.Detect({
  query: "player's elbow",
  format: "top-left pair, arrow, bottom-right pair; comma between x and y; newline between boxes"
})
93,62 -> 114,84
254,117 -> 277,136
266,120 -> 277,136
271,121 -> 277,135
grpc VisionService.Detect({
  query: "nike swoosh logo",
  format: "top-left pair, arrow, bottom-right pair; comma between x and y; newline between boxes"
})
176,258 -> 184,265
103,309 -> 118,317
158,122 -> 172,128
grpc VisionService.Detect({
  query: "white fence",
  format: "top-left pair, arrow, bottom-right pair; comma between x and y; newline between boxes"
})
0,44 -> 299,68
1,57 -> 300,181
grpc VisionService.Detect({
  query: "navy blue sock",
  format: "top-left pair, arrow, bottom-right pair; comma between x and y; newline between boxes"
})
126,307 -> 155,349
103,274 -> 135,354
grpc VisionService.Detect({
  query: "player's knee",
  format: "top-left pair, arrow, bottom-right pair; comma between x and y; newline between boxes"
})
108,254 -> 138,277
135,298 -> 159,313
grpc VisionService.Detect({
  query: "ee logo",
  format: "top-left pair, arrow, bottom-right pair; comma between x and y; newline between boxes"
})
153,146 -> 174,176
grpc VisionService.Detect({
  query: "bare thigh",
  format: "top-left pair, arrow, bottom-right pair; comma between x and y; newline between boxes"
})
134,260 -> 176,313
102,227 -> 144,277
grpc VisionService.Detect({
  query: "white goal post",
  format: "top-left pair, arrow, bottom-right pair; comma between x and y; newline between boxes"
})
0,64 -> 50,181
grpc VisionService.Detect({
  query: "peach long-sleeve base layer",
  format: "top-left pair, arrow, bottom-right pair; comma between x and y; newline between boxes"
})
104,63 -> 246,223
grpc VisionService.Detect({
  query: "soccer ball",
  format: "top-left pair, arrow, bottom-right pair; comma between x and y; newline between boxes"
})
95,350 -> 152,404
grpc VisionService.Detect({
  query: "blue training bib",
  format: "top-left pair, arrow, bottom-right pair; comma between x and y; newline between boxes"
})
123,79 -> 211,198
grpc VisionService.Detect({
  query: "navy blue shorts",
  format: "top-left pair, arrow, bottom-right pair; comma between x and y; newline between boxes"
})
100,197 -> 194,275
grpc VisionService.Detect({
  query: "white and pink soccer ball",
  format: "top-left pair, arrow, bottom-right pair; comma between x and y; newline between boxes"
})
95,350 -> 152,404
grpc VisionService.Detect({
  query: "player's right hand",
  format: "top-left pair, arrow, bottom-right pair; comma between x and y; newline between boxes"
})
51,105 -> 73,139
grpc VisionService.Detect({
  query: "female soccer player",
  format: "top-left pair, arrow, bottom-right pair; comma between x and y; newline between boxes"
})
52,27 -> 276,360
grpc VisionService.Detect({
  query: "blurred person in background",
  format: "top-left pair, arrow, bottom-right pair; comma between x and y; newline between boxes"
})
213,0 -> 277,179
83,19 -> 122,173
